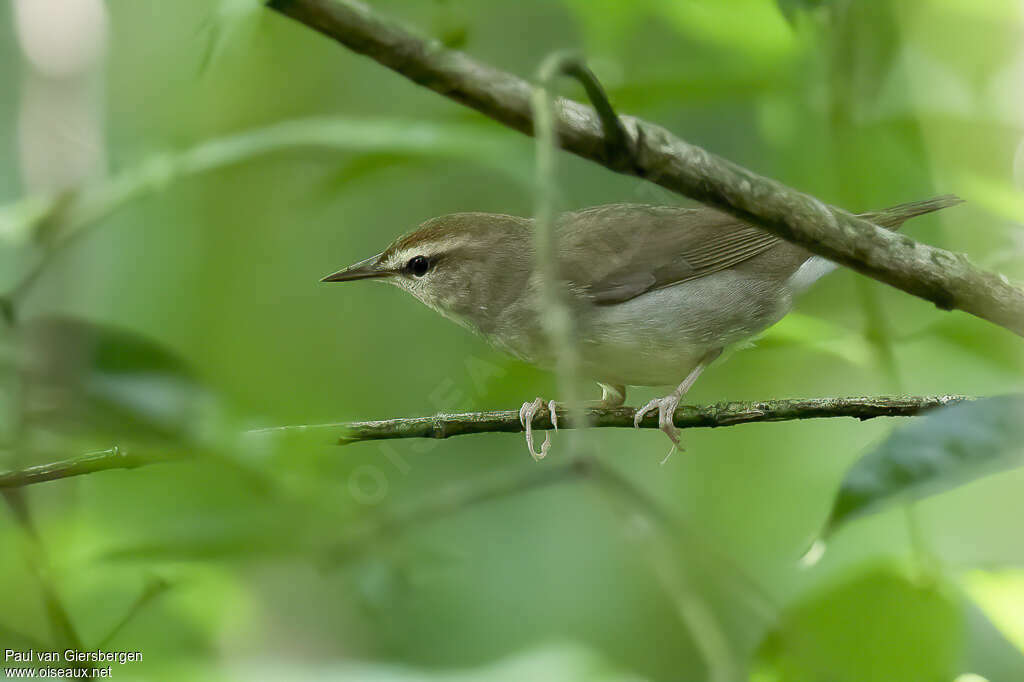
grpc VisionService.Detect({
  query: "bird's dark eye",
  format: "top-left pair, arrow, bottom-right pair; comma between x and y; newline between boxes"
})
407,255 -> 430,277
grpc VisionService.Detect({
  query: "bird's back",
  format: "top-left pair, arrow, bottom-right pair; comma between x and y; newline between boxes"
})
549,198 -> 958,385
556,203 -> 810,306
556,196 -> 961,307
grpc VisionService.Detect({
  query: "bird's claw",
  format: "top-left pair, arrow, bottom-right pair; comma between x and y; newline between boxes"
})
633,394 -> 685,460
519,397 -> 558,461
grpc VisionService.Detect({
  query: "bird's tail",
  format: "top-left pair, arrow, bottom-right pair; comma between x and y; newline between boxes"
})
859,194 -> 963,231
786,194 -> 963,294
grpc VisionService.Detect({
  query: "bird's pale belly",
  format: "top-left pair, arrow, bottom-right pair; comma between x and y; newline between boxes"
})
575,271 -> 793,386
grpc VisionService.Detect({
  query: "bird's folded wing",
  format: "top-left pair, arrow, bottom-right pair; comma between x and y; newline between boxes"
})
557,204 -> 783,305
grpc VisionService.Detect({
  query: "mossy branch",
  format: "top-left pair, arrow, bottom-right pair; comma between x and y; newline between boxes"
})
331,394 -> 967,444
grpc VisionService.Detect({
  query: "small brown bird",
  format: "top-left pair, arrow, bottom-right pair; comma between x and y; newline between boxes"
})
323,196 -> 961,459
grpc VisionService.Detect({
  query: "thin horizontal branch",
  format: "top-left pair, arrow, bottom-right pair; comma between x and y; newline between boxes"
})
0,396 -> 966,488
266,0 -> 1024,336
335,394 -> 966,444
0,448 -> 183,489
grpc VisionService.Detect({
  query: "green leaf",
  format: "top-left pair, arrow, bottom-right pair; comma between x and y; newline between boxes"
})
964,569 -> 1024,656
19,316 -> 212,447
825,395 -> 1024,535
0,193 -> 64,246
962,582 -> 1024,681
755,567 -> 962,682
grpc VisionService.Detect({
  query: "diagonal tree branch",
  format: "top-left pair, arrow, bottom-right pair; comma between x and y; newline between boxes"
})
265,0 -> 1024,336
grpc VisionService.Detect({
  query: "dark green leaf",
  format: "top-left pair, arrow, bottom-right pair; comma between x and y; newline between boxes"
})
19,316 -> 212,446
825,395 -> 1024,534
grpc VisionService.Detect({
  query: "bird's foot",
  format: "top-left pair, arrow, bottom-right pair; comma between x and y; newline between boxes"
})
633,393 -> 684,463
518,397 -> 559,461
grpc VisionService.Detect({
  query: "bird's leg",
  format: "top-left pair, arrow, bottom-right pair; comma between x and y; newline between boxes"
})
518,383 -> 625,460
519,397 -> 556,460
633,349 -> 722,458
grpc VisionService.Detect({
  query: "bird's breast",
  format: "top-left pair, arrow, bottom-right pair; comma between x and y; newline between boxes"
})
572,270 -> 794,386
445,268 -> 796,387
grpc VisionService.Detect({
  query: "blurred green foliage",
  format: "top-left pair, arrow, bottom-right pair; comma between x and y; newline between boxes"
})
826,396 -> 1024,534
1,0 -> 1023,680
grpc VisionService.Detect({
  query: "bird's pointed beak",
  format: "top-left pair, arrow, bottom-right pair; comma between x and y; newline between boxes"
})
320,253 -> 389,282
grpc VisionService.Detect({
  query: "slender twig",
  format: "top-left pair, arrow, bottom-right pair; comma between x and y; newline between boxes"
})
266,0 -> 1024,336
334,394 -> 967,444
544,51 -> 633,170
95,577 -> 172,648
0,448 -> 184,489
581,460 -> 739,681
2,491 -> 84,650
582,460 -> 777,619
1,347 -> 86,652
530,52 -> 588,457
0,395 -> 965,489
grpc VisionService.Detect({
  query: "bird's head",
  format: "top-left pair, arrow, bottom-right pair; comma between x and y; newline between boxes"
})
322,212 -> 534,326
